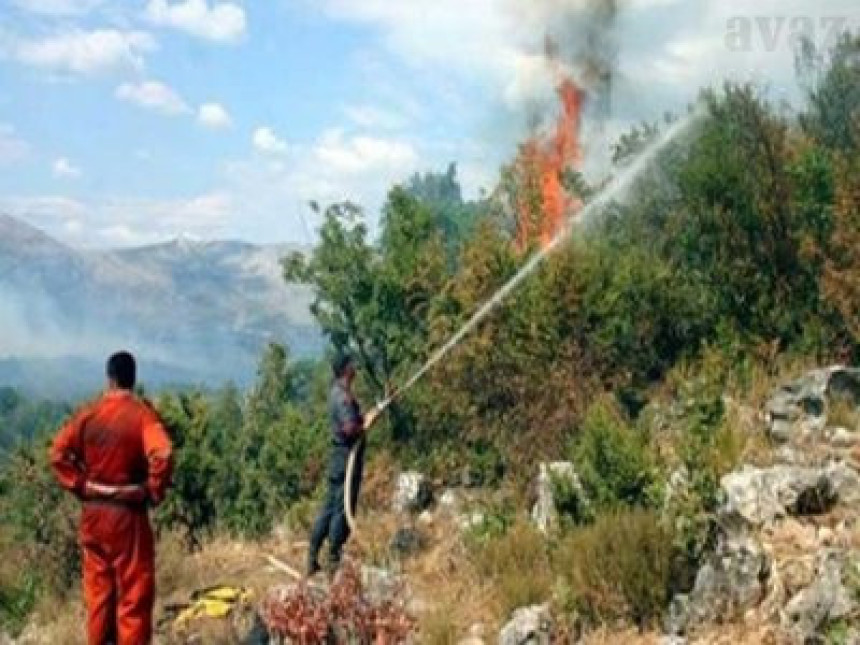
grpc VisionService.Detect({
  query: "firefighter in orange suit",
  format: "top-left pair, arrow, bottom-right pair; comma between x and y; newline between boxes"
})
50,351 -> 172,645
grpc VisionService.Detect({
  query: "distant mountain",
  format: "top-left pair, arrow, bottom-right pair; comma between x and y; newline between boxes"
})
0,214 -> 320,399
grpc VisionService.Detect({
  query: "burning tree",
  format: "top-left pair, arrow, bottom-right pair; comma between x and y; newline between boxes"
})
509,77 -> 586,252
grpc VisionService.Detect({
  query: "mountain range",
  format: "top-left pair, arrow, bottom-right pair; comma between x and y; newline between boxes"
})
0,213 -> 320,399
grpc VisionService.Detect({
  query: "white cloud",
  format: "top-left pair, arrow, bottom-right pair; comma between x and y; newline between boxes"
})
116,80 -> 190,115
0,124 -> 30,165
198,102 -> 232,129
52,157 -> 82,178
10,0 -> 105,15
252,126 -> 288,155
220,129 -> 426,241
144,0 -> 246,43
314,129 -> 417,174
343,104 -> 409,130
12,29 -> 156,76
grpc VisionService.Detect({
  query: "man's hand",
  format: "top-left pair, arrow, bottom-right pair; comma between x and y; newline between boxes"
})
85,481 -> 146,503
363,405 -> 381,430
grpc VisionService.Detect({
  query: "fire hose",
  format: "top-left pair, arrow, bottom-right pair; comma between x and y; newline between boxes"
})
343,394 -> 395,538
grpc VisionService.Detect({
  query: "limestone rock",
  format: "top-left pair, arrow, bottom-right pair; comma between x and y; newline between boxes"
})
531,462 -> 584,533
389,526 -> 424,557
681,531 -> 770,628
783,551 -> 856,643
439,489 -> 461,512
393,471 -> 433,513
459,623 -> 486,644
499,604 -> 552,645
766,366 -> 860,444
660,637 -> 687,645
828,426 -> 858,448
720,464 -> 847,527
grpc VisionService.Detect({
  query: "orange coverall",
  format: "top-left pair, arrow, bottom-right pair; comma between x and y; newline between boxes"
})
50,390 -> 172,645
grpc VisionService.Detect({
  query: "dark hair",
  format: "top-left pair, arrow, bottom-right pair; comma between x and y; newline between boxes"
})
331,352 -> 354,379
107,351 -> 136,389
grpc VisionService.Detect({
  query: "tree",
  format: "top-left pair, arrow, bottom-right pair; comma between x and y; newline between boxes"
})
798,33 -> 860,153
406,163 -> 482,258
284,189 -> 451,441
822,155 -> 860,352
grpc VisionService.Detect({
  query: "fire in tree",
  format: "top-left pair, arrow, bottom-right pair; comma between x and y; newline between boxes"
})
513,76 -> 585,251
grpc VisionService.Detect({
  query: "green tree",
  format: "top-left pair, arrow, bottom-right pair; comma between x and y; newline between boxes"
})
406,162 -> 482,258
284,189 -> 451,441
798,33 -> 860,153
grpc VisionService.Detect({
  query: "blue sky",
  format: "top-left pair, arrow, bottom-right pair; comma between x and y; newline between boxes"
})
0,0 -> 856,247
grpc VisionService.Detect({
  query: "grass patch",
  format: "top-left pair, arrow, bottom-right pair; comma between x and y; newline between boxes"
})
468,519 -> 552,616
828,398 -> 860,431
553,509 -> 672,628
418,602 -> 461,645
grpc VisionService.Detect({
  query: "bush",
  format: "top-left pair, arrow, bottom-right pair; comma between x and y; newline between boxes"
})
0,443 -> 80,634
468,520 -> 552,615
554,509 -> 672,627
569,398 -> 659,518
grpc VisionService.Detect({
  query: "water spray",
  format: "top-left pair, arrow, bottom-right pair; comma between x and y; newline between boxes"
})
381,109 -> 702,412
344,108 -> 704,538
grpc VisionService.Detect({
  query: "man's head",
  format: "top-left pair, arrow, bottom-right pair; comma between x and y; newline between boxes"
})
106,351 -> 136,390
331,352 -> 356,384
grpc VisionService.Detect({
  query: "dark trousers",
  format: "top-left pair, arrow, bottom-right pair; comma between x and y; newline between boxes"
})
308,442 -> 364,568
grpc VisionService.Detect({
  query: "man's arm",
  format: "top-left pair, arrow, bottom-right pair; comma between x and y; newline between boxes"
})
142,408 -> 173,506
49,408 -> 91,498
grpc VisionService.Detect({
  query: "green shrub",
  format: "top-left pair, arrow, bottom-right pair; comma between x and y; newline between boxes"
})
0,535 -> 39,636
553,509 -> 672,627
569,398 -> 659,518
0,443 -> 80,634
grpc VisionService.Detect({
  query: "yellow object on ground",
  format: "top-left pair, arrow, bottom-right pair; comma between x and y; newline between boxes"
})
171,585 -> 254,627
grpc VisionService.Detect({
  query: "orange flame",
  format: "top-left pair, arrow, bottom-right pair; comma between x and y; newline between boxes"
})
514,78 -> 585,251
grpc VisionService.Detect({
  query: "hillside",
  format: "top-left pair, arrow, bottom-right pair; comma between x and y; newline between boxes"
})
0,214 -> 320,398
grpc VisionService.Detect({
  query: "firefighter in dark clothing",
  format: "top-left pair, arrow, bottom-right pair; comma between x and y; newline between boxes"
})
307,353 -> 381,576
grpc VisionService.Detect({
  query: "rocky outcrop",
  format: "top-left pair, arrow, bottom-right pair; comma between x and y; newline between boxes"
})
393,471 -> 433,513
766,366 -> 860,444
499,604 -> 553,645
668,531 -> 770,634
666,367 -> 860,644
720,462 -> 860,527
389,526 -> 424,557
782,551 -> 856,643
530,462 -> 584,533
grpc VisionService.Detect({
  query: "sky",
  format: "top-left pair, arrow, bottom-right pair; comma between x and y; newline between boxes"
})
0,0 -> 856,248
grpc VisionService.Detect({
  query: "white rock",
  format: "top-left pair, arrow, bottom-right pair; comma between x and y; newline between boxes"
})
720,464 -> 850,527
830,426 -> 857,448
783,551 -> 855,642
459,511 -> 485,531
499,604 -> 552,645
531,462 -> 584,534
440,489 -> 461,511
393,471 -> 433,513
766,366 -> 860,444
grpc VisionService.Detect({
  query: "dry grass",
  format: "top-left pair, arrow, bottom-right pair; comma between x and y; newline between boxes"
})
579,623 -> 787,644
828,397 -> 860,431
468,519 -> 553,617
17,530 -> 306,645
359,449 -> 399,511
414,601 -> 460,645
404,509 -> 499,639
